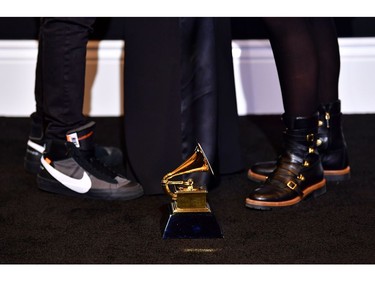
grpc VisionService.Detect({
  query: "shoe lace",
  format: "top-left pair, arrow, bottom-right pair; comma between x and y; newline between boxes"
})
67,144 -> 118,183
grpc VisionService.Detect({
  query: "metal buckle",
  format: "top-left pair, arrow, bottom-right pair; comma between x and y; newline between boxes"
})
287,181 -> 297,190
316,138 -> 322,146
306,133 -> 314,142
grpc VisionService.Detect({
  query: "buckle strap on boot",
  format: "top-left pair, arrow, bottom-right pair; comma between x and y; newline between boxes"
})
268,153 -> 306,197
282,112 -> 319,131
246,112 -> 325,209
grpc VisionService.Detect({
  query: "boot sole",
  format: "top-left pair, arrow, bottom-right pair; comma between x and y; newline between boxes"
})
245,179 -> 327,210
248,167 -> 351,183
247,170 -> 268,183
37,174 -> 144,201
324,166 -> 351,181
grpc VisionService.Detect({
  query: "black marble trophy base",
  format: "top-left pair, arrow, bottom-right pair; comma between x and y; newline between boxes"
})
162,204 -> 224,239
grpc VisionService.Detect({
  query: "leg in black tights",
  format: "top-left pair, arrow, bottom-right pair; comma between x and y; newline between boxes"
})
246,17 -> 326,210
263,17 -> 341,113
262,17 -> 319,117
308,18 -> 350,181
308,17 -> 340,104
247,17 -> 350,187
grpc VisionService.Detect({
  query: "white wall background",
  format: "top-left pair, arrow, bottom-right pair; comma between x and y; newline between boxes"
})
233,38 -> 375,115
1,38 -> 375,117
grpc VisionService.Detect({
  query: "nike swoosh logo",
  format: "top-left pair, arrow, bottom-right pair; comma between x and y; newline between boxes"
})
41,157 -> 92,193
27,140 -> 45,154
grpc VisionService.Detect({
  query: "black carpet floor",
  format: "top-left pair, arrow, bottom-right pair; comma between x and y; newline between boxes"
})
0,115 -> 374,264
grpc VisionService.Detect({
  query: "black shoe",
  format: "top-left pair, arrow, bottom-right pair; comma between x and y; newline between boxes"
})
248,100 -> 350,183
316,99 -> 350,181
24,139 -> 46,174
24,137 -> 123,174
37,121 -> 143,200
246,114 -> 326,210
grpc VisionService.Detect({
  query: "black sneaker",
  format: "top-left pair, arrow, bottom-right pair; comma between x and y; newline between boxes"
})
24,136 -> 123,174
24,139 -> 46,174
37,121 -> 143,200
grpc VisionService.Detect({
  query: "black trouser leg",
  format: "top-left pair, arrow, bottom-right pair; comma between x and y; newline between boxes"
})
39,17 -> 96,140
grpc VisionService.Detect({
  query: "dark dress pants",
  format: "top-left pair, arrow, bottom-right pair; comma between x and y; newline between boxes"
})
31,17 -> 96,140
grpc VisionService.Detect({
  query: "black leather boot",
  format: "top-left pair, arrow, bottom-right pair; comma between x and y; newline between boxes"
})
316,100 -> 350,180
246,114 -> 326,210
248,100 -> 350,182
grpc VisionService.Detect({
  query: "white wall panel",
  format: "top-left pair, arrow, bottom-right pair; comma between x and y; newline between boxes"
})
1,38 -> 375,117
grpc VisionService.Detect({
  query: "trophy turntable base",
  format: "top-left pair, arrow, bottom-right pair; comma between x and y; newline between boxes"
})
162,203 -> 224,239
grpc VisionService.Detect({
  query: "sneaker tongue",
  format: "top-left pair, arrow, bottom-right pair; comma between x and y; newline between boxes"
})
66,121 -> 96,150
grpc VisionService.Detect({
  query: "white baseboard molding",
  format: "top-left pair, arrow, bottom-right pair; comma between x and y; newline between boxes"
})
1,38 -> 375,117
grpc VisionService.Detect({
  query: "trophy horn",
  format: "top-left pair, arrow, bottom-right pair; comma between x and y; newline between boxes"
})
161,143 -> 214,201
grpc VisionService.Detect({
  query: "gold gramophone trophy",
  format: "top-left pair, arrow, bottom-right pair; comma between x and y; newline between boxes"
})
161,143 -> 223,239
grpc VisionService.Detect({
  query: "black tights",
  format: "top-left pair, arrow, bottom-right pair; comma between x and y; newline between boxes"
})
263,17 -> 340,117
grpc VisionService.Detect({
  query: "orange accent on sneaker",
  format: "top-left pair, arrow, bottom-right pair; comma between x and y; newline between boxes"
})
45,157 -> 52,164
78,131 -> 93,141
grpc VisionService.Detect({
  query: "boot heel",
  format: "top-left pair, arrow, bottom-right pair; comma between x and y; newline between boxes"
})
312,185 -> 326,198
324,166 -> 351,182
